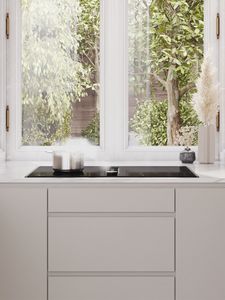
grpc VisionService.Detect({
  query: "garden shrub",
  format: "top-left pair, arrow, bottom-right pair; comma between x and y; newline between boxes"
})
130,99 -> 200,146
82,112 -> 100,145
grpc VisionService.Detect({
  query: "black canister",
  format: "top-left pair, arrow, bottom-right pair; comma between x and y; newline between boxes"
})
180,147 -> 196,164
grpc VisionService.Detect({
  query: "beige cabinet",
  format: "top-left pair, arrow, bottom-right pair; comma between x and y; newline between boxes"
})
1,184 -> 225,300
49,216 -> 174,272
0,186 -> 47,300
176,188 -> 225,300
49,277 -> 174,300
48,186 -> 175,212
48,186 -> 175,300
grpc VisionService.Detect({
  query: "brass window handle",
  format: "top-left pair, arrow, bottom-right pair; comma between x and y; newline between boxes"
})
216,13 -> 220,39
6,13 -> 10,39
6,106 -> 10,132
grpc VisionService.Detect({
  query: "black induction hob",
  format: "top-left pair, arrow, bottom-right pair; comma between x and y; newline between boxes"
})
27,166 -> 198,178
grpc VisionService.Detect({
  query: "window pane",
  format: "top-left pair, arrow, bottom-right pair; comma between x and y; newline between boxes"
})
128,0 -> 204,146
22,0 -> 100,146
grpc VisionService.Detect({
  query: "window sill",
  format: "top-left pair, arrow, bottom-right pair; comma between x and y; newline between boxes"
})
6,145 -> 200,161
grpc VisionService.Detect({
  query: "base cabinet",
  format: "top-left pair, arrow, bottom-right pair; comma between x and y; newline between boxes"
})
1,185 -> 225,300
0,187 -> 47,300
176,188 -> 225,300
48,186 -> 175,300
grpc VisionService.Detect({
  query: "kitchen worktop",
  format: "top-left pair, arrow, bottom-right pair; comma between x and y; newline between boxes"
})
1,160 -> 225,184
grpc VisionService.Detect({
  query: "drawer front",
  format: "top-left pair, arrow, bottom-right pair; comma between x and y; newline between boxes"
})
48,187 -> 174,212
49,217 -> 174,272
49,277 -> 174,300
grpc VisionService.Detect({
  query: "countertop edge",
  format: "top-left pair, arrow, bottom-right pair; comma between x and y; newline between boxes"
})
0,161 -> 225,185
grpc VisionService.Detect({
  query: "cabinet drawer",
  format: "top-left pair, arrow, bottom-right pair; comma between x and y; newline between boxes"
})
48,187 -> 174,212
49,217 -> 174,272
49,277 -> 174,300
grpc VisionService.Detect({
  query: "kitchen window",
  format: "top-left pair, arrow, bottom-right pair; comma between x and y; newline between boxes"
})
21,0 -> 100,147
128,0 -> 204,147
0,0 -> 223,161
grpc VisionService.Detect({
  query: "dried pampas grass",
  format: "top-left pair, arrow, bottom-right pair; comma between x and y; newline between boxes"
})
192,55 -> 218,125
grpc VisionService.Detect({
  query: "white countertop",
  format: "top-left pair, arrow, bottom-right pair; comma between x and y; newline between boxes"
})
0,160 -> 225,185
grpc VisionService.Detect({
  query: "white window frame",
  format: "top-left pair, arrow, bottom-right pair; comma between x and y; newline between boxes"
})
0,0 -> 6,160
1,0 -> 222,161
219,0 -> 225,161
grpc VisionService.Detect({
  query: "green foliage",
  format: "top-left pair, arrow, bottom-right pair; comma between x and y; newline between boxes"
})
128,0 -> 203,145
131,99 -> 199,146
128,0 -> 203,99
179,96 -> 200,127
130,100 -> 167,146
78,0 -> 100,79
81,113 -> 100,145
21,0 -> 203,147
150,0 -> 204,87
22,109 -> 71,146
22,0 -> 100,145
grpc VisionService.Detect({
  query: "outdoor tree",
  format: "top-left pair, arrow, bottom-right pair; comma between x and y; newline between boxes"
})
22,0 -> 100,145
129,0 -> 203,145
78,0 -> 100,110
149,0 -> 204,144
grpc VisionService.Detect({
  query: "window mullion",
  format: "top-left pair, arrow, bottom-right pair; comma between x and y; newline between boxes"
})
103,0 -> 126,161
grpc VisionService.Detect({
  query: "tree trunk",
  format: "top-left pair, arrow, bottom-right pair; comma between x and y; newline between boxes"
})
166,66 -> 180,145
151,68 -> 195,146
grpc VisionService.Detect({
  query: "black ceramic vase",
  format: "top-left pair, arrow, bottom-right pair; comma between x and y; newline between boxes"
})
180,147 -> 196,164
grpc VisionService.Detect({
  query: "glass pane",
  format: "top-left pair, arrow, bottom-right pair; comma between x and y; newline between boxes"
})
128,0 -> 204,146
22,0 -> 100,146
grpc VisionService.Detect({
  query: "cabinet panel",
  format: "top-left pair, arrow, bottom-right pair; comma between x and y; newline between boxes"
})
49,187 -> 174,212
176,188 -> 225,300
0,187 -> 47,300
49,277 -> 174,300
49,216 -> 174,272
